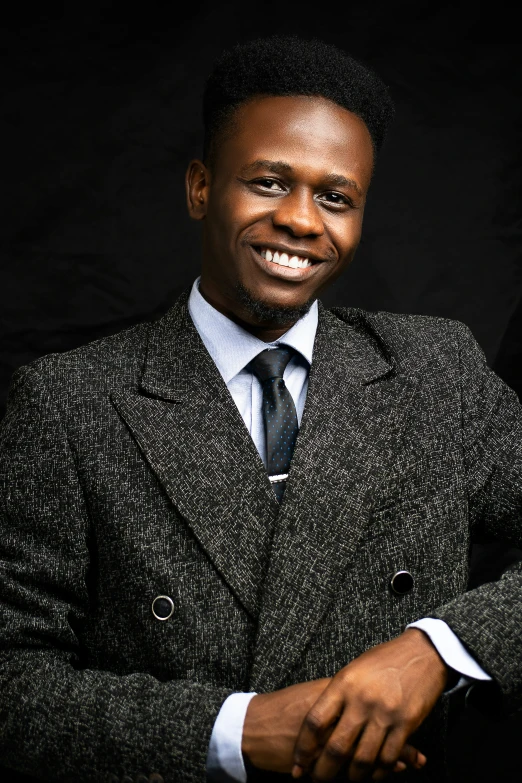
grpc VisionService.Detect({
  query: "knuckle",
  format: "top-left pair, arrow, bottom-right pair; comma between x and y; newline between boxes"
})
376,693 -> 402,718
337,668 -> 355,688
324,739 -> 347,761
381,698 -> 400,715
401,713 -> 417,731
304,709 -> 324,733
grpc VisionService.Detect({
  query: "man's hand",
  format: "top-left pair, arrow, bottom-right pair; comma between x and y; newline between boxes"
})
242,671 -> 425,778
242,678 -> 332,774
292,628 -> 448,782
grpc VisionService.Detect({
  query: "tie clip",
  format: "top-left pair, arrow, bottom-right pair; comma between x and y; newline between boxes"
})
269,473 -> 289,484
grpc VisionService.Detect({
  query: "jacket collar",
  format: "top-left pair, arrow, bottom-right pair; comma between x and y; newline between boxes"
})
112,292 -> 414,687
140,293 -> 394,401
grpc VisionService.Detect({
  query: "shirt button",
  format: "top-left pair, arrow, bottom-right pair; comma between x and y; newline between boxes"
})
390,570 -> 414,595
151,595 -> 174,621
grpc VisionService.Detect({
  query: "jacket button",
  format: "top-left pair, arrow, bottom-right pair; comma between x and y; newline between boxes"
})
151,595 -> 174,621
390,570 -> 414,595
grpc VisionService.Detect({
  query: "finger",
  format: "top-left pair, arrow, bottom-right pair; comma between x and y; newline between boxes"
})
345,723 -> 389,783
292,723 -> 337,779
293,688 -> 346,772
397,743 -> 427,770
372,744 -> 425,782
378,731 -> 424,774
306,716 -> 368,782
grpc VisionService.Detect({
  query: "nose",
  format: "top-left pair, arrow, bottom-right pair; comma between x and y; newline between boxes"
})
272,188 -> 325,238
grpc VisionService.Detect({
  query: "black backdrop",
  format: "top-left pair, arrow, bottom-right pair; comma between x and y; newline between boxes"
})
1,2 -> 521,781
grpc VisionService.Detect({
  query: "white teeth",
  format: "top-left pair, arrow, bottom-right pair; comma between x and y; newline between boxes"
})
259,247 -> 312,269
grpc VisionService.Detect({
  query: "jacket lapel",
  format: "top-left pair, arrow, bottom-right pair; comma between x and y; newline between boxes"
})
249,305 -> 419,691
111,292 -> 279,621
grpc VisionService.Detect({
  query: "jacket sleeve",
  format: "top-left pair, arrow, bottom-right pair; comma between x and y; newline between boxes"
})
0,365 -> 233,783
430,321 -> 522,716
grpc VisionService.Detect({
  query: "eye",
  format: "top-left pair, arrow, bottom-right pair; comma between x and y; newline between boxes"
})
252,178 -> 286,192
319,191 -> 353,206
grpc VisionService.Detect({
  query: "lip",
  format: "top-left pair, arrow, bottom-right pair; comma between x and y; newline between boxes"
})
249,245 -> 327,281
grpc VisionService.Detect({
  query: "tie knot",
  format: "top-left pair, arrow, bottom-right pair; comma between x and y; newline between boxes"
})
250,346 -> 295,383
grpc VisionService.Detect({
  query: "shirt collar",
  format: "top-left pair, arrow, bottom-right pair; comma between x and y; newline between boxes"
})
187,277 -> 318,384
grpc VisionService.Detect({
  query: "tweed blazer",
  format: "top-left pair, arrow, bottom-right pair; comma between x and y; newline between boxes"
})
1,290 -> 522,783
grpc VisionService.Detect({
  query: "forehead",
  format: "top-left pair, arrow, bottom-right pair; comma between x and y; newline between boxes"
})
215,95 -> 374,188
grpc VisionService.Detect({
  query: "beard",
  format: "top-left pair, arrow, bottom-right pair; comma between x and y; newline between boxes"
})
235,282 -> 316,327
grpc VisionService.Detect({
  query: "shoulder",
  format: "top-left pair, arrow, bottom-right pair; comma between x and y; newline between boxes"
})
326,305 -> 482,375
7,318 -> 153,405
5,291 -> 193,416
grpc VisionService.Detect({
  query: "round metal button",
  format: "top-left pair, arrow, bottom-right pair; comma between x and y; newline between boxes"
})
390,570 -> 414,595
151,595 -> 174,621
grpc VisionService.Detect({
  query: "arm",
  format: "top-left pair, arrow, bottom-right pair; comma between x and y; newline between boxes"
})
0,366 -> 233,782
292,321 -> 522,780
406,618 -> 492,689
428,321 -> 522,714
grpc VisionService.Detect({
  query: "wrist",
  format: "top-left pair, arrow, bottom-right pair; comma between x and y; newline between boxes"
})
403,627 -> 452,688
241,692 -> 263,764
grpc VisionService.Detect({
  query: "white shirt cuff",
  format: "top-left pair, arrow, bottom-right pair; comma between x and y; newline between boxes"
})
407,617 -> 492,689
206,691 -> 257,782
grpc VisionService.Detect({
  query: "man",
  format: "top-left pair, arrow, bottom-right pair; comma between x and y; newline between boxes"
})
0,35 -> 521,783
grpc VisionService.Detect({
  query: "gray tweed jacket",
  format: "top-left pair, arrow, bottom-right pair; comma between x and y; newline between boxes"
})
1,290 -> 521,783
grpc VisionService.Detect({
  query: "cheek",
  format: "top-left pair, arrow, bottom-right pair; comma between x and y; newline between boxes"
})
208,187 -> 271,239
329,212 -> 364,256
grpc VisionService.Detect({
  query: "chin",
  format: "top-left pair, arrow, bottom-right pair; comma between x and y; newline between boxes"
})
235,282 -> 315,327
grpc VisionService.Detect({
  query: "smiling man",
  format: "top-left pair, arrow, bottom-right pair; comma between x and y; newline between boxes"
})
1,35 -> 522,783
190,92 -> 372,338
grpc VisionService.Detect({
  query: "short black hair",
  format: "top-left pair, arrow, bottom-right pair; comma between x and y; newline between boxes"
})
202,35 -> 395,166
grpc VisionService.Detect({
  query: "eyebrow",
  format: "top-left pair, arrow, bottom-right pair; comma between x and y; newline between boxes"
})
239,159 -> 363,196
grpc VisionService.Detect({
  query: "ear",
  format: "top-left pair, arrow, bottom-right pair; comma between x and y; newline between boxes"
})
185,159 -> 211,220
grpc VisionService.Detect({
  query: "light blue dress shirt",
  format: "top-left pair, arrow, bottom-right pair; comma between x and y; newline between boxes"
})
187,278 -> 491,783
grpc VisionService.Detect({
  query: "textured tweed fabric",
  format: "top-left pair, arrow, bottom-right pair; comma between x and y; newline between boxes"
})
1,290 -> 522,782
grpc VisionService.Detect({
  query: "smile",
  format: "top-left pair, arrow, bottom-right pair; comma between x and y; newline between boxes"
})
256,247 -> 313,269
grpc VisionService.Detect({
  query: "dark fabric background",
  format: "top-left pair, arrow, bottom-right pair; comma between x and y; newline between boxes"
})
1,3 -> 521,781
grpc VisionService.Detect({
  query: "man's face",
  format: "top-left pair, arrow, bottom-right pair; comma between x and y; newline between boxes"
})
186,95 -> 374,332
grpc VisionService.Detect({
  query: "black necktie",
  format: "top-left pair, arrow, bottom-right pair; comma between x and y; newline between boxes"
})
250,346 -> 299,502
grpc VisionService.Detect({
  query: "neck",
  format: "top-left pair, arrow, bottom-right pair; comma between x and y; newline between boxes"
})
198,283 -> 301,342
